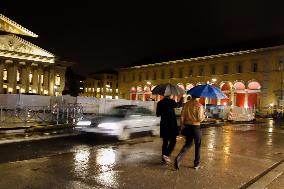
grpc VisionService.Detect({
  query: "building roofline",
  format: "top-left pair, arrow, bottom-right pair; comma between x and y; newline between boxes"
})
121,44 -> 284,70
0,14 -> 38,38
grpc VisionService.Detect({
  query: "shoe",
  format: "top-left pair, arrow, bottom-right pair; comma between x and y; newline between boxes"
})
174,159 -> 180,170
193,164 -> 200,170
162,155 -> 171,164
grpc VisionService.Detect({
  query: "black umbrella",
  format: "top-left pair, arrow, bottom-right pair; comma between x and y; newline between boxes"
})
152,83 -> 185,96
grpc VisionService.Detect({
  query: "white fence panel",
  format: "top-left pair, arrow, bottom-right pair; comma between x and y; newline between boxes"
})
19,95 -> 51,107
0,94 -> 19,106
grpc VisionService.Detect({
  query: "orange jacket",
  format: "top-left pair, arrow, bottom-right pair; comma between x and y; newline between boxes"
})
180,99 -> 205,126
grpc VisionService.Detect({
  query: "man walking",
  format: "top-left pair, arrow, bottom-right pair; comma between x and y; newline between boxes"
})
174,95 -> 205,170
156,95 -> 183,164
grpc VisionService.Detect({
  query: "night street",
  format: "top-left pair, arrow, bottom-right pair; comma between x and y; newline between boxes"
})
0,122 -> 283,189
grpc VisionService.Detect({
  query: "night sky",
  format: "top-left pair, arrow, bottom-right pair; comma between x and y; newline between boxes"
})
2,1 -> 284,76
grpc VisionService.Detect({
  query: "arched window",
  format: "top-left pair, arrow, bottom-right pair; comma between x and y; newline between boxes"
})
233,81 -> 245,90
248,81 -> 261,90
186,83 -> 194,90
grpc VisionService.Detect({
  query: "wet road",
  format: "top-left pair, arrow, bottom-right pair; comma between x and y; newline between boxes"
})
0,122 -> 283,189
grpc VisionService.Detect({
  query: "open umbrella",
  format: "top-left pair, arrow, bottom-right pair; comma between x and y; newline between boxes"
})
187,84 -> 227,99
152,83 -> 185,96
187,84 -> 228,109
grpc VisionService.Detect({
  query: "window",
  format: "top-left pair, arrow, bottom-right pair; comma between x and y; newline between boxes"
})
161,70 -> 165,79
55,74 -> 60,85
29,72 -> 33,84
198,66 -> 204,76
170,69 -> 174,78
138,73 -> 142,81
237,63 -> 242,73
3,69 -> 7,82
189,67 -> 193,76
41,74 -> 44,86
16,70 -> 21,84
179,67 -> 183,78
211,65 -> 216,75
132,74 -> 135,81
153,71 -> 157,80
252,62 -> 258,72
122,74 -> 126,82
223,64 -> 229,74
146,72 -> 149,80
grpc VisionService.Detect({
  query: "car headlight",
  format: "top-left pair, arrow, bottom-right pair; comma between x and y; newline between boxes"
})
76,121 -> 91,126
97,123 -> 120,129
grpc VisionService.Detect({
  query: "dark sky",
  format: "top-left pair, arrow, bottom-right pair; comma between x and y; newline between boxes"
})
2,1 -> 284,75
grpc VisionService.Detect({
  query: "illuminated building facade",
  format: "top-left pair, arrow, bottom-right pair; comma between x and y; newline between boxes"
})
0,14 -> 67,96
81,71 -> 119,99
118,45 -> 284,112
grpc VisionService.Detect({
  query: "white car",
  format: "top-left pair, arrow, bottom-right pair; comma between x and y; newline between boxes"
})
75,105 -> 160,140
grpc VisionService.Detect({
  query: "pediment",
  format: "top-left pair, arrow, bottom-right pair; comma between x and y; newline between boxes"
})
0,14 -> 38,37
0,34 -> 54,58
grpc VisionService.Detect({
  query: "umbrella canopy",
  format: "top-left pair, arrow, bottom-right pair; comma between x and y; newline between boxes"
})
152,83 -> 185,96
187,84 -> 228,99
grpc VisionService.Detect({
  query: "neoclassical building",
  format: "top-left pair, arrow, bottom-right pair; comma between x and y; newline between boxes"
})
80,71 -> 119,99
0,14 -> 67,96
118,45 -> 284,112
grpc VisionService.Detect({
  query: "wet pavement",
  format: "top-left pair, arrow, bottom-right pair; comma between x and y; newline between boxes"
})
0,121 -> 283,189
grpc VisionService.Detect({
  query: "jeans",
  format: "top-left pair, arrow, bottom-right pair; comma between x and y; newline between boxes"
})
176,125 -> 201,166
162,137 -> 177,156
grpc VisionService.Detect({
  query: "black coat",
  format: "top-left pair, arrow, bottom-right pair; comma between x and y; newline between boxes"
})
156,97 -> 180,138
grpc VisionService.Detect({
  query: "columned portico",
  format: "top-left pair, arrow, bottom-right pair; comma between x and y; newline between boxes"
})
0,14 -> 69,96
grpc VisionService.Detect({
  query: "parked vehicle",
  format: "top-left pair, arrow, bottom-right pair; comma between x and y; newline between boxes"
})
75,105 -> 160,140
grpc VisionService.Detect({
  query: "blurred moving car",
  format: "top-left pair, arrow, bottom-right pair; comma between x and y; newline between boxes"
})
75,105 -> 160,140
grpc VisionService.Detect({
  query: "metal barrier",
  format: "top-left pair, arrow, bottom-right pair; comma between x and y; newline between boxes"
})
0,105 -> 83,125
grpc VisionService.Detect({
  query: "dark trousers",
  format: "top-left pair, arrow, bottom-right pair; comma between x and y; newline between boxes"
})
162,137 -> 177,156
176,125 -> 201,166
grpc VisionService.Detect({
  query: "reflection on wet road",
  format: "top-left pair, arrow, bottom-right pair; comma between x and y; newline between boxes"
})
0,123 -> 283,189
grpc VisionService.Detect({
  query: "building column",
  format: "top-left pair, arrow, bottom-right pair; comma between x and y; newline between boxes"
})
230,89 -> 234,106
32,65 -> 38,93
49,67 -> 55,96
0,60 -> 3,94
21,64 -> 30,93
37,67 -> 43,94
43,68 -> 49,95
244,90 -> 249,108
7,60 -> 16,93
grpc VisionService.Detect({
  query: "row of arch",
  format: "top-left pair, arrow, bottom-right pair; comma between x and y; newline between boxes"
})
130,80 -> 261,108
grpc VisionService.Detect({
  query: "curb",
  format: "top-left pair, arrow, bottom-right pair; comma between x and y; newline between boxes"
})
0,133 -> 79,145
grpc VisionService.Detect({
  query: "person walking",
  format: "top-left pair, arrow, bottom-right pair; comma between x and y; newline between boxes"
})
156,95 -> 183,164
174,95 -> 205,170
